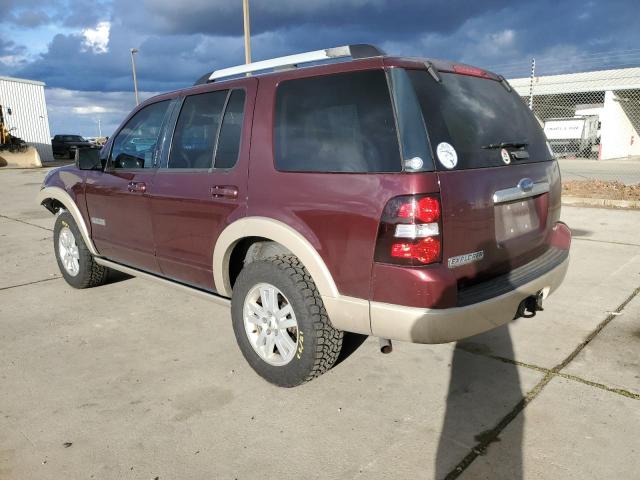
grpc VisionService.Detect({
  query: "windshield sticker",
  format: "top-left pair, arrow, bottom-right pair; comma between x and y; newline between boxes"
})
500,148 -> 511,165
436,142 -> 458,169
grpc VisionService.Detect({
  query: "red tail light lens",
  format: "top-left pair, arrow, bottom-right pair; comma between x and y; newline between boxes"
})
397,197 -> 441,223
375,194 -> 443,266
391,237 -> 441,265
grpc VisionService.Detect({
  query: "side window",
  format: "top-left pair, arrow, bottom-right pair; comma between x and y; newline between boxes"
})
168,91 -> 227,169
214,90 -> 246,169
110,100 -> 171,169
274,70 -> 401,173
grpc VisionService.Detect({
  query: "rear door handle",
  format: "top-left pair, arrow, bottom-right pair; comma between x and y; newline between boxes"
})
127,181 -> 147,193
210,185 -> 238,199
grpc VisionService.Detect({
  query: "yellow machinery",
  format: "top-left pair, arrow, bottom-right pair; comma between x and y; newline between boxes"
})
0,105 -> 41,168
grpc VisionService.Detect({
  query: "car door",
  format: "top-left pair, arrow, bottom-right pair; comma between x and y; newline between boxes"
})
148,79 -> 257,291
84,98 -> 175,272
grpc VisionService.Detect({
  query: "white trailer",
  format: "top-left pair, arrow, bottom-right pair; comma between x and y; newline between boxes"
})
543,116 -> 600,158
0,76 -> 53,163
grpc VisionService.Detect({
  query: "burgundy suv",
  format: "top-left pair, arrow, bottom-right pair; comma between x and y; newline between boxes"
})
38,44 -> 571,387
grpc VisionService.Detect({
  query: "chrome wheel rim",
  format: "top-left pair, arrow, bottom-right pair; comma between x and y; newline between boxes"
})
58,226 -> 80,277
243,283 -> 299,366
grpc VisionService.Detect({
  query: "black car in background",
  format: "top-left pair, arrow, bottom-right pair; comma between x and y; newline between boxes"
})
52,135 -> 93,159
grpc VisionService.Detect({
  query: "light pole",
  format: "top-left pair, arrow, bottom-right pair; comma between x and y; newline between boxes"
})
243,0 -> 251,67
130,48 -> 140,106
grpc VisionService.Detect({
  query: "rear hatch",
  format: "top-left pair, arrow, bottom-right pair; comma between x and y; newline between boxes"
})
403,66 -> 561,289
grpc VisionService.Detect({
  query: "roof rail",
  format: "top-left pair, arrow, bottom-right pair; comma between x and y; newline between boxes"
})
194,44 -> 385,85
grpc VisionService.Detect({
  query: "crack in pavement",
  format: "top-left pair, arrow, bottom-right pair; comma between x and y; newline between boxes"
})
459,350 -> 640,401
0,276 -> 62,291
573,237 -> 640,248
445,285 -> 640,479
0,214 -> 52,232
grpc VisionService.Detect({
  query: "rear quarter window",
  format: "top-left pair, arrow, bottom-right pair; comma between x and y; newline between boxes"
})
274,70 -> 401,173
407,70 -> 551,170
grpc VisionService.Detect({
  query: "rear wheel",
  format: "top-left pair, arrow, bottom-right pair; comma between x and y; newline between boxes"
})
53,211 -> 109,288
231,255 -> 343,387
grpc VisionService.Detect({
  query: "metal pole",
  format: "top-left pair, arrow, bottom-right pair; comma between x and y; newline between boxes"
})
528,57 -> 535,110
97,117 -> 102,137
130,48 -> 140,106
243,0 -> 252,67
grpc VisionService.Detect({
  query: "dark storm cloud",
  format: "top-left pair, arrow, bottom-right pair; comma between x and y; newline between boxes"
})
1,0 -> 109,28
0,37 -> 26,57
11,10 -> 51,28
116,0 -> 516,38
5,0 -> 640,110
6,0 -> 636,135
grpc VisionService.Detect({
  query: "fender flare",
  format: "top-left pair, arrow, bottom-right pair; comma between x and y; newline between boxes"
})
212,217 -> 339,299
36,186 -> 99,256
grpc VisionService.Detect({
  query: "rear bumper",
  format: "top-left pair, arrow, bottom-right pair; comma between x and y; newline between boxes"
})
369,254 -> 569,344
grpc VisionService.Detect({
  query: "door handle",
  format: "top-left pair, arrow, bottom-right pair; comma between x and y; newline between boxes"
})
127,181 -> 147,193
210,185 -> 238,199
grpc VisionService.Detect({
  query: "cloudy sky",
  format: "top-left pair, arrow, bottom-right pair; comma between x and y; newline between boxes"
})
1,0 -> 639,137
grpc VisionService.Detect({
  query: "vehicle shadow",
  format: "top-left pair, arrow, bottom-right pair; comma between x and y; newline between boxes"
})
105,269 -> 133,285
431,238 -> 524,478
568,228 -> 591,237
333,332 -> 368,367
435,326 -> 523,479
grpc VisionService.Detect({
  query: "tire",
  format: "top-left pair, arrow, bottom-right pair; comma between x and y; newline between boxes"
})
231,255 -> 343,387
53,211 -> 109,289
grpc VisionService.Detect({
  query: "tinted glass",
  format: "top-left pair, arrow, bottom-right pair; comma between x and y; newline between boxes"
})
169,91 -> 227,169
214,90 -> 245,169
275,70 -> 401,173
62,135 -> 85,142
110,100 -> 171,169
407,71 -> 551,170
389,68 -> 434,171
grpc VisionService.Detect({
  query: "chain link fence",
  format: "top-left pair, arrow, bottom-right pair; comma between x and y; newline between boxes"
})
485,53 -> 640,185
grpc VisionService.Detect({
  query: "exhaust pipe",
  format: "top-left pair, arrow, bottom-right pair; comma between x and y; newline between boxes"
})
379,337 -> 393,354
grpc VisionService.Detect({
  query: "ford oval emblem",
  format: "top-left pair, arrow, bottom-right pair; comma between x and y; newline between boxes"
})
518,178 -> 534,192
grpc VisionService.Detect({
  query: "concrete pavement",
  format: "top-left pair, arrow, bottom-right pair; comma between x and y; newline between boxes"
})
0,168 -> 638,479
559,157 -> 640,184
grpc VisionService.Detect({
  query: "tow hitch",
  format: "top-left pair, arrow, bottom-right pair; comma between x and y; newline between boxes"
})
515,290 -> 545,319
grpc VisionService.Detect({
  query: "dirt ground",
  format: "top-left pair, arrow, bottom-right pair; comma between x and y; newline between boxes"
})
563,179 -> 640,201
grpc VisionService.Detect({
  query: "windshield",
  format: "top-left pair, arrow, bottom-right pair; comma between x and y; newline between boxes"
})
406,70 -> 551,170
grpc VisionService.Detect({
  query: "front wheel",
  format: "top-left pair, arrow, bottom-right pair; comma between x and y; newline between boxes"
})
231,255 -> 343,387
53,211 -> 109,288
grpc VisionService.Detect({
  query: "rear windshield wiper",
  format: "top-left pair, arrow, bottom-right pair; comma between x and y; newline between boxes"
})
481,141 -> 528,150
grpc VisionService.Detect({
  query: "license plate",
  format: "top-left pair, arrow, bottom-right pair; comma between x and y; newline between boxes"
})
495,199 -> 540,242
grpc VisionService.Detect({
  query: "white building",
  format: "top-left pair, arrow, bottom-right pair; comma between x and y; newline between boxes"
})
0,76 -> 53,163
509,67 -> 640,160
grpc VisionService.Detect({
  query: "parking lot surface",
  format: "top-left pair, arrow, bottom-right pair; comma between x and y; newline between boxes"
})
558,157 -> 640,184
1,167 -> 639,480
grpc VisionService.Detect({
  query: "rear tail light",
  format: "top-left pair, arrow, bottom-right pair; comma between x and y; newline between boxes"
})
375,194 -> 443,266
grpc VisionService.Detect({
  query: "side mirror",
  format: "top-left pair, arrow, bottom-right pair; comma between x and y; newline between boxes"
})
76,147 -> 102,170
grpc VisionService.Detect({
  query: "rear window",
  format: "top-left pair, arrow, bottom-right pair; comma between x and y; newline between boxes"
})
406,70 -> 551,170
274,70 -> 401,173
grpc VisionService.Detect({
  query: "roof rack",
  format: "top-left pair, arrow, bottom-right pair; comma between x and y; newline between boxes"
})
195,44 -> 385,85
